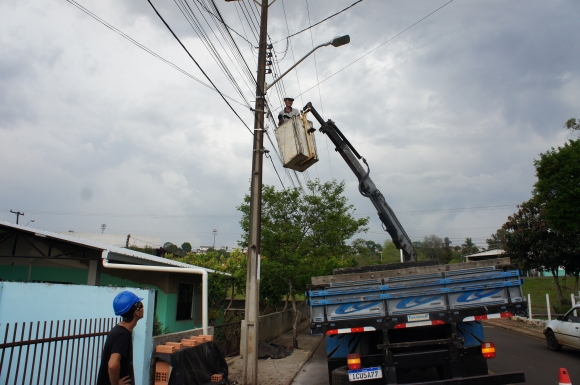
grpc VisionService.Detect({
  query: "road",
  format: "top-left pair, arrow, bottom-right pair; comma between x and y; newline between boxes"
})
291,325 -> 580,384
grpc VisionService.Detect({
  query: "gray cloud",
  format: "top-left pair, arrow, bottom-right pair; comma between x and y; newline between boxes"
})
1,0 -> 578,249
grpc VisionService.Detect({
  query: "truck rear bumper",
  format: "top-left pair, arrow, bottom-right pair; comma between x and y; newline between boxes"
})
404,372 -> 525,385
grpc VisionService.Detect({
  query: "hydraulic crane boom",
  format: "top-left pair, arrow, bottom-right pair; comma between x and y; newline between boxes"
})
303,102 -> 416,261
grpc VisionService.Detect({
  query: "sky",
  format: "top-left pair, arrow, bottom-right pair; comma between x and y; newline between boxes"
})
1,0 -> 578,251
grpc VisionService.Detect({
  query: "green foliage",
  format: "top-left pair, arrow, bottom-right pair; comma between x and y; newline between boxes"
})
351,238 -> 383,265
533,138 -> 580,234
167,249 -> 248,324
181,242 -> 192,253
128,245 -> 157,256
564,118 -> 580,132
486,228 -> 508,250
500,199 -> 580,303
419,234 -> 452,264
153,313 -> 170,336
237,179 -> 369,303
163,242 -> 184,257
460,238 -> 479,256
381,240 -> 401,264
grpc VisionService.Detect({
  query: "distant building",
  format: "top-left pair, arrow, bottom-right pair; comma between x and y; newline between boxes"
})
464,249 -> 505,262
58,231 -> 161,249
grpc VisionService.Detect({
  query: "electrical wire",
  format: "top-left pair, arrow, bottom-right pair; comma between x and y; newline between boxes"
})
65,0 -> 247,107
0,204 -> 519,219
272,0 -> 363,44
274,0 -> 455,111
147,0 -> 253,133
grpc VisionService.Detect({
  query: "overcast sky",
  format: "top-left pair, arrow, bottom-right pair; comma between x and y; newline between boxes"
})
1,0 -> 578,251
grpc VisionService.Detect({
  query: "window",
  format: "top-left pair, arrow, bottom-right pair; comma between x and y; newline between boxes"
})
176,283 -> 194,320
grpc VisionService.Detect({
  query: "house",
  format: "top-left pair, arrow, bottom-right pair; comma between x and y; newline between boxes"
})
0,221 -> 213,334
464,248 -> 505,262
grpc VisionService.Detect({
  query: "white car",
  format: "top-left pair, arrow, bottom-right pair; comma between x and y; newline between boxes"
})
544,305 -> 580,351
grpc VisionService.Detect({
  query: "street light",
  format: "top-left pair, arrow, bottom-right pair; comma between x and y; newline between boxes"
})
265,35 -> 350,92
213,229 -> 218,249
25,219 -> 35,226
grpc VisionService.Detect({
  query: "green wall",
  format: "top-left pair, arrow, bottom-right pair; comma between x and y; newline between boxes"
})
0,264 -> 200,334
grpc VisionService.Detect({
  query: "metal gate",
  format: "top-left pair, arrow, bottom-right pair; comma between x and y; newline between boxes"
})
0,317 -> 119,385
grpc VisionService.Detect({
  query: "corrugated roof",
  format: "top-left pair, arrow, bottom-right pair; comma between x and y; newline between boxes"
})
0,221 -> 213,272
464,249 -> 505,258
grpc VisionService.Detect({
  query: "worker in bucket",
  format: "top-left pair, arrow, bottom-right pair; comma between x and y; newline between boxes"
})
97,291 -> 144,385
278,96 -> 300,126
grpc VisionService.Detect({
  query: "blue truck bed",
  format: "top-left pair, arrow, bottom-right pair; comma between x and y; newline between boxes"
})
308,258 -> 527,334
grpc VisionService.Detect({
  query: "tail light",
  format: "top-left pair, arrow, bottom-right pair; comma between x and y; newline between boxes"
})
347,353 -> 361,370
481,342 -> 496,359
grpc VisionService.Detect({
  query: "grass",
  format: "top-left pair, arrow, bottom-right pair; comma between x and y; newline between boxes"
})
521,276 -> 579,317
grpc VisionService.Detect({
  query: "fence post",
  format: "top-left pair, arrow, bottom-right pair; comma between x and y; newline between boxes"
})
527,294 -> 532,320
546,294 -> 551,321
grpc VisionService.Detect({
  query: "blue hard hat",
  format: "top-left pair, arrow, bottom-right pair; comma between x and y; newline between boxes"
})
113,291 -> 144,316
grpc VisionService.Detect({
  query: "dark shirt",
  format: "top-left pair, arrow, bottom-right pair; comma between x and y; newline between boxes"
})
96,324 -> 134,385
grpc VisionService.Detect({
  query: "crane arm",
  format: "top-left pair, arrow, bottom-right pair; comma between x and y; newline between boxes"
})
303,102 -> 416,261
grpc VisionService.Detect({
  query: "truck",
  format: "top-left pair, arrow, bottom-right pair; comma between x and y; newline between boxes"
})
301,102 -> 527,384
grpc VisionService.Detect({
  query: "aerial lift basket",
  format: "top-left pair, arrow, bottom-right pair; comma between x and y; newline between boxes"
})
274,113 -> 318,172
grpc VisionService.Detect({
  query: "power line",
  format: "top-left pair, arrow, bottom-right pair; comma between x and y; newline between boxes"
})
146,0 -> 253,134
1,204 -> 518,219
272,0 -> 363,44
65,0 -> 248,107
275,0 -> 455,110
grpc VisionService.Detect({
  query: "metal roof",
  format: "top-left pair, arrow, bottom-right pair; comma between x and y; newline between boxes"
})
0,221 -> 213,272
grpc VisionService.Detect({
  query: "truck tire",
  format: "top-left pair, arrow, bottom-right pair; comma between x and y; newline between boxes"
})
546,330 -> 562,351
331,366 -> 385,385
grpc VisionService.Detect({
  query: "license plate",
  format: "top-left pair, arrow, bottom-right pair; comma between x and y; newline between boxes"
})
348,367 -> 383,382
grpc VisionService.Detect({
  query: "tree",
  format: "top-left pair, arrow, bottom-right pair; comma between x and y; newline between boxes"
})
168,249 -> 248,324
502,199 -> 569,304
486,228 -> 508,250
461,238 -> 479,256
565,118 -> 580,132
420,235 -> 447,263
181,242 -> 192,253
351,239 -> 383,265
382,240 -> 401,264
533,138 -> 580,234
238,179 -> 369,347
163,242 -> 182,256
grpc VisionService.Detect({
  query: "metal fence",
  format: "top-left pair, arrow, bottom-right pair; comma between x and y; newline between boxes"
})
0,317 -> 119,385
212,321 -> 241,358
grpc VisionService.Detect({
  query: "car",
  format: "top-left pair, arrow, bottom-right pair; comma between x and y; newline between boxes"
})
544,305 -> 580,351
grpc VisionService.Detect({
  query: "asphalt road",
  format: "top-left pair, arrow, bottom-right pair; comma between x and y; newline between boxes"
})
291,325 -> 580,384
484,325 -> 580,385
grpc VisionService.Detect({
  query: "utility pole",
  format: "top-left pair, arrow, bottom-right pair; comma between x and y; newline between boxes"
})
126,234 -> 131,248
10,210 -> 24,225
242,0 -> 270,383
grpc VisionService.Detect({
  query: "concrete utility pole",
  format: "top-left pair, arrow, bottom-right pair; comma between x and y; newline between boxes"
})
242,0 -> 270,383
10,210 -> 24,225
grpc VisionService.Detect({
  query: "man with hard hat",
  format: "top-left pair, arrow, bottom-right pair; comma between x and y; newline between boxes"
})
278,96 -> 300,126
97,291 -> 144,385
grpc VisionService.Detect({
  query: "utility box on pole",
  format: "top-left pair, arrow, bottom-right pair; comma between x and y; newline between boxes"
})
275,115 -> 318,172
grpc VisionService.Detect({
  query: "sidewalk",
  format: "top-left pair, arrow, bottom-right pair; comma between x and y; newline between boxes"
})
484,317 -> 545,340
227,320 -> 324,385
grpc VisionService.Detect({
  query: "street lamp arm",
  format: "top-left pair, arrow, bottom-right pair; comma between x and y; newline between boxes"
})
266,42 -> 329,92
265,35 -> 349,93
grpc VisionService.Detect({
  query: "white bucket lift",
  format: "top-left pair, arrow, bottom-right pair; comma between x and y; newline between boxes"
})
274,113 -> 319,172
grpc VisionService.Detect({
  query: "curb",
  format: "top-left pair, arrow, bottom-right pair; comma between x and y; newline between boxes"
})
484,318 -> 545,341
282,335 -> 325,385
